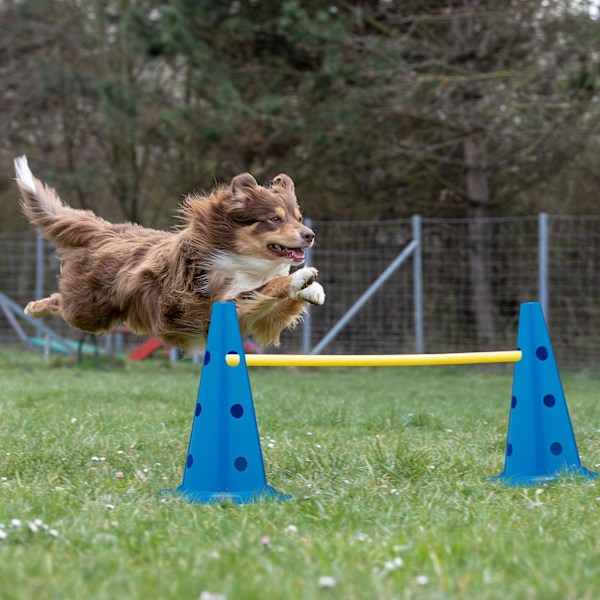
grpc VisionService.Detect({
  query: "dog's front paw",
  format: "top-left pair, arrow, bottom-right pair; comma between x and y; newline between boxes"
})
297,282 -> 325,305
290,267 -> 318,293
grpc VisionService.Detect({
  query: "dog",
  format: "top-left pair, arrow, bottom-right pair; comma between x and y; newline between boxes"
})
14,156 -> 325,352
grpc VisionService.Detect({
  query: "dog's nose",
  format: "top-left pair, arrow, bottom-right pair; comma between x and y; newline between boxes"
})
302,228 -> 315,245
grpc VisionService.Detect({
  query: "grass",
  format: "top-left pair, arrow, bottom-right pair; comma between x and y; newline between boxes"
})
0,349 -> 598,600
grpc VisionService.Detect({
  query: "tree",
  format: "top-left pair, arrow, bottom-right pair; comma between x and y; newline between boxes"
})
336,0 -> 600,342
1,0 -> 186,224
2,0 -> 600,228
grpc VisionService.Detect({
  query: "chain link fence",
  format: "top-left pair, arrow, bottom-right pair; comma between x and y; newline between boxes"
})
2,215 -> 600,368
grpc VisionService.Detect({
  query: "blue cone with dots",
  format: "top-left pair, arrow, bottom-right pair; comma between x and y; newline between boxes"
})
162,302 -> 292,504
493,302 -> 597,486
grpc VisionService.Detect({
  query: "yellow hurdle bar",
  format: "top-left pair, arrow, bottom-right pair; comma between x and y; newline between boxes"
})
225,350 -> 522,368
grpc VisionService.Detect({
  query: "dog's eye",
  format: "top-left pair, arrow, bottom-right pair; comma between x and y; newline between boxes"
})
270,216 -> 281,223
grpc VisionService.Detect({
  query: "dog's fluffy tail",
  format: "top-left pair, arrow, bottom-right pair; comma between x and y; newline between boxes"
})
14,156 -> 111,248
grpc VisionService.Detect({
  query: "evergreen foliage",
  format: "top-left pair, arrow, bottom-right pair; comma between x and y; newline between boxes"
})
1,1 -> 600,226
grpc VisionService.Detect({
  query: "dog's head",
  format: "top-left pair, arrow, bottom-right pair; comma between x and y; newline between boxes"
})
223,173 -> 315,265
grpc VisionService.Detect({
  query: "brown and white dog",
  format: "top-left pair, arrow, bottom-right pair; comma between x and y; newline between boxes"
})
14,157 -> 324,352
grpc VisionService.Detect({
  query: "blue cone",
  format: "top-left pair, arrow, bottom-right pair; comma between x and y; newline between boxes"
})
162,302 -> 292,504
493,302 -> 597,486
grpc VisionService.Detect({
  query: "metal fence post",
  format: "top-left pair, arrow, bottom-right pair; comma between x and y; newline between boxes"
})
310,237 -> 418,355
539,212 -> 549,321
412,215 -> 425,353
302,218 -> 313,354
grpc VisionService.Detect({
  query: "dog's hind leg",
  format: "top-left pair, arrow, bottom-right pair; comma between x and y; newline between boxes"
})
25,293 -> 63,318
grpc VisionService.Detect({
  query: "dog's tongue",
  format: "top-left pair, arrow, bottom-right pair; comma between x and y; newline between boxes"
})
287,247 -> 305,262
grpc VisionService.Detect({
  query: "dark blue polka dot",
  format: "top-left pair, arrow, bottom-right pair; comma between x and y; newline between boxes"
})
195,402 -> 202,417
543,394 -> 556,408
203,351 -> 211,365
535,346 -> 549,360
234,456 -> 248,471
186,453 -> 194,468
511,396 -> 517,409
550,442 -> 563,456
230,404 -> 244,418
506,443 -> 513,457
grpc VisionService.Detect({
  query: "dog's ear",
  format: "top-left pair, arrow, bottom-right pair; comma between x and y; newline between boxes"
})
231,173 -> 258,197
227,173 -> 259,222
272,174 -> 295,193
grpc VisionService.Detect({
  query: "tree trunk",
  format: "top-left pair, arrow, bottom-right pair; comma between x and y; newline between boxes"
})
463,135 -> 496,346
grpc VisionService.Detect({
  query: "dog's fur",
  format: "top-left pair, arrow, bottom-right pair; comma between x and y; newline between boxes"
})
14,156 -> 324,352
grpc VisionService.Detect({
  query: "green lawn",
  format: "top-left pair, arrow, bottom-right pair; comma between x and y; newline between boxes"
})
0,350 -> 598,600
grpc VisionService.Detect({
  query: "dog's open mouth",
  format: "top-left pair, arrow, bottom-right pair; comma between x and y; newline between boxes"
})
268,243 -> 306,262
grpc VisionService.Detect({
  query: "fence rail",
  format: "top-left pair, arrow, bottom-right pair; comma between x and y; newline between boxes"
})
2,214 -> 600,368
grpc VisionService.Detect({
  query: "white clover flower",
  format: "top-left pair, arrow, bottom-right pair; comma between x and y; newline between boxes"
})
384,557 -> 403,571
416,575 -> 429,585
10,518 -> 22,528
0,530 -> 7,540
284,524 -> 298,534
317,576 -> 337,588
199,592 -> 226,600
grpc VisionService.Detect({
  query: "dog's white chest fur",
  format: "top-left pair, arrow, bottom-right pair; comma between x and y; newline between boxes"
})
210,252 -> 290,299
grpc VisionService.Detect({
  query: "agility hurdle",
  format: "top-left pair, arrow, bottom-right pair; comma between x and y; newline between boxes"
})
162,301 -> 597,505
225,350 -> 522,368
